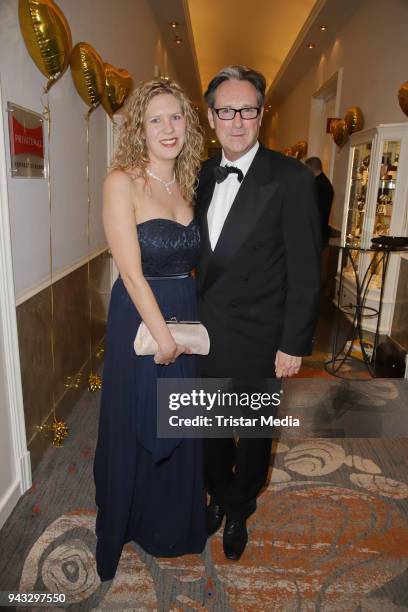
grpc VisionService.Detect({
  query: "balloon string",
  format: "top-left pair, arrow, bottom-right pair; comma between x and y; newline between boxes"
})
86,109 -> 93,376
42,89 -> 56,424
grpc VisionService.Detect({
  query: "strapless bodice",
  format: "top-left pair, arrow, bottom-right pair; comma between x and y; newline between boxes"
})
136,218 -> 200,276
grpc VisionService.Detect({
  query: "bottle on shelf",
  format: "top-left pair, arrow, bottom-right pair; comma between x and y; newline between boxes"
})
380,156 -> 390,180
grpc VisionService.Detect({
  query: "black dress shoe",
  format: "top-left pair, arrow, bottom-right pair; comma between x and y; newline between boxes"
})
206,499 -> 225,535
223,518 -> 248,560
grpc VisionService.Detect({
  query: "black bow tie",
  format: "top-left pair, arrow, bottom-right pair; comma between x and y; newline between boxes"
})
214,165 -> 244,184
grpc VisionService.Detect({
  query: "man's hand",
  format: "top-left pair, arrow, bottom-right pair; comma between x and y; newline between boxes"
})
275,350 -> 302,378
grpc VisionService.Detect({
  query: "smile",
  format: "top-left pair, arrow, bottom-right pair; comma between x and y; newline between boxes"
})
160,138 -> 178,147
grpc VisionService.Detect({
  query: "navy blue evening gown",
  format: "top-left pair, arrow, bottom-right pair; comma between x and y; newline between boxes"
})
94,218 -> 206,582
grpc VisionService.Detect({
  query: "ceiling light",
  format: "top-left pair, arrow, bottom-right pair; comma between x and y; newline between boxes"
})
306,42 -> 315,49
169,21 -> 179,28
174,36 -> 183,44
320,25 -> 328,31
211,139 -> 216,144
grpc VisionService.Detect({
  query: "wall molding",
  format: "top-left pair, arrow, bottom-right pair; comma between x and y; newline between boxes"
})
0,73 -> 31,505
15,245 -> 108,306
0,480 -> 21,531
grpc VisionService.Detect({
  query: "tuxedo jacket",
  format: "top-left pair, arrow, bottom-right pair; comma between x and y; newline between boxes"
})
196,144 -> 322,378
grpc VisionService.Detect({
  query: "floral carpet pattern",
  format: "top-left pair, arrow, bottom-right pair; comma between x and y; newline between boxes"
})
1,384 -> 408,610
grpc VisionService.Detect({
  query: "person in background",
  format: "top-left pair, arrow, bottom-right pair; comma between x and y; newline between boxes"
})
305,156 -> 334,247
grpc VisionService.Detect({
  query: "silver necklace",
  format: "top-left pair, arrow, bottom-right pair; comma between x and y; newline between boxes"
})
147,168 -> 176,194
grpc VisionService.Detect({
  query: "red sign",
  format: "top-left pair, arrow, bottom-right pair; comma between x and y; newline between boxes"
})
11,116 -> 44,158
7,102 -> 45,178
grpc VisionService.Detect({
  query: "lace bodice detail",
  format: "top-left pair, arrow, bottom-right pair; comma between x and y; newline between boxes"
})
136,218 -> 200,276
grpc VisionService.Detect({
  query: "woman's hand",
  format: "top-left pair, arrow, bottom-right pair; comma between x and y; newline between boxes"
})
154,343 -> 192,365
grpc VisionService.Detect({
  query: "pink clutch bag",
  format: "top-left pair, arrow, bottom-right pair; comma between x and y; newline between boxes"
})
134,320 -> 210,355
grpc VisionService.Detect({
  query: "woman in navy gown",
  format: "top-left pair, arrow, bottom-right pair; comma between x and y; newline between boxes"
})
93,79 -> 206,582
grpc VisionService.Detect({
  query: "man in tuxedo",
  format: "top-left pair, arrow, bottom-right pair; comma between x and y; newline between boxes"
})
196,66 -> 321,560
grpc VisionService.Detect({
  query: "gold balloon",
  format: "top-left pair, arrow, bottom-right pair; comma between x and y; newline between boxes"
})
18,0 -> 72,92
398,81 -> 408,117
344,106 -> 364,134
332,119 -> 348,147
70,43 -> 105,108
294,140 -> 308,159
101,63 -> 133,118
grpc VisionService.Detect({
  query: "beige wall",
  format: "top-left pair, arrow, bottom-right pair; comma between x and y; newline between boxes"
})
262,0 -> 408,231
263,67 -> 315,152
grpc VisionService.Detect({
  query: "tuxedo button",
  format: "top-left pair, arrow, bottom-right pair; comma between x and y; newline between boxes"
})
230,301 -> 238,308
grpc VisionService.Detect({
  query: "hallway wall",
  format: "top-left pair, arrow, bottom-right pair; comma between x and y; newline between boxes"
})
261,0 -> 408,233
0,0 -> 178,488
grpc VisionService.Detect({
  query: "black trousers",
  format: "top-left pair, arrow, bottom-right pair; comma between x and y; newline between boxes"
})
204,436 -> 272,520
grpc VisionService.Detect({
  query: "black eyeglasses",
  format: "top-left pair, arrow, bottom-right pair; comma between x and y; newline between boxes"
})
213,107 -> 261,120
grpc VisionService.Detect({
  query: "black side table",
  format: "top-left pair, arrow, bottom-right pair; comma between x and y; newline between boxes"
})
325,238 -> 408,378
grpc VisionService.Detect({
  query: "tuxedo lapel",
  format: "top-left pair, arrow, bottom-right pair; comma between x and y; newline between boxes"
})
201,146 -> 279,293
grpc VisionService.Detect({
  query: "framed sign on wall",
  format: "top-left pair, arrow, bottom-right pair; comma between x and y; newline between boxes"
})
7,102 -> 45,179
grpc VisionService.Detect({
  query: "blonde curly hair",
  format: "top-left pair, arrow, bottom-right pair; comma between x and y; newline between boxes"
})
111,79 -> 203,202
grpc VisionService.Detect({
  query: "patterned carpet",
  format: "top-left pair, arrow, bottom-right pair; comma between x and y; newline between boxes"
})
1,379 -> 408,611
298,350 -> 372,380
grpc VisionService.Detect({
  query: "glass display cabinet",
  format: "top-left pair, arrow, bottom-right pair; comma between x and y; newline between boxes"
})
338,123 -> 408,334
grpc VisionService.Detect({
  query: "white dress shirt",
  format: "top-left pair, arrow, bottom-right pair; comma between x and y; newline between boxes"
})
207,141 -> 260,250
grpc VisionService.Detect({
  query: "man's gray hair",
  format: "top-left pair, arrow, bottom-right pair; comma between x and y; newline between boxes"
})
204,65 -> 266,108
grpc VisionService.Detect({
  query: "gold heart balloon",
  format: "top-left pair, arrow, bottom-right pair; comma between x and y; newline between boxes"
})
398,81 -> 408,117
70,42 -> 105,109
344,106 -> 364,134
18,0 -> 72,92
332,119 -> 348,147
294,140 -> 308,159
101,63 -> 133,118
